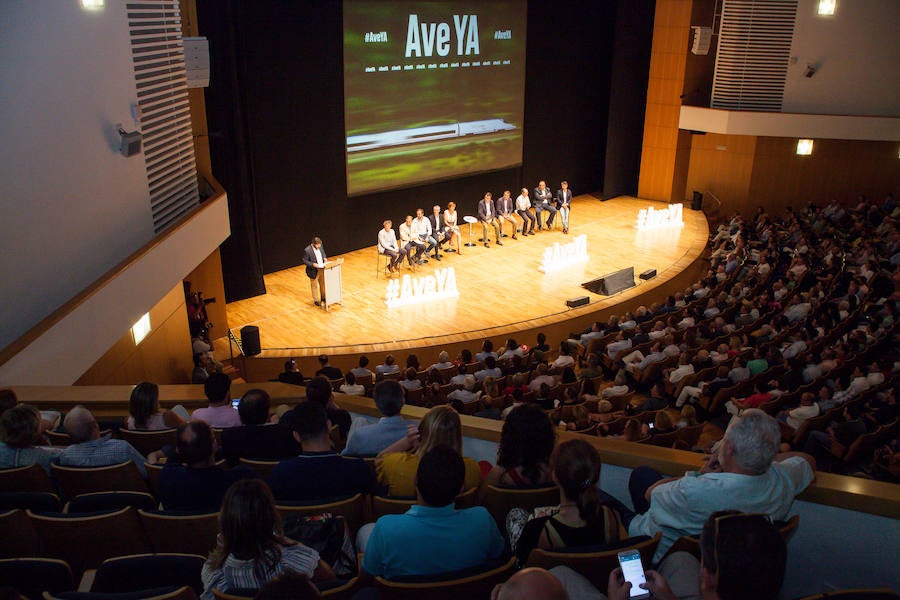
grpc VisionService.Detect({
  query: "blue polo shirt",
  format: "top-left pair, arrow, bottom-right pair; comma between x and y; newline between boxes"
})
362,504 -> 505,579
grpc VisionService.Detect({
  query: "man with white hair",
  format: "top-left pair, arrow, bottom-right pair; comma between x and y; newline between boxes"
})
447,375 -> 481,406
59,405 -> 148,476
427,351 -> 453,371
622,409 -> 815,562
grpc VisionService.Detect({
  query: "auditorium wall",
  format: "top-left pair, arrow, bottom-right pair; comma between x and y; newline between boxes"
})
0,1 -> 155,352
75,283 -> 193,386
684,133 -> 900,215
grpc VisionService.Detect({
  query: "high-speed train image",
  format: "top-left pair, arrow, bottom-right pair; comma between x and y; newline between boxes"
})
347,119 -> 516,153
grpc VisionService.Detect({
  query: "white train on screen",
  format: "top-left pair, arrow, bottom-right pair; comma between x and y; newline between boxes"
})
347,119 -> 516,153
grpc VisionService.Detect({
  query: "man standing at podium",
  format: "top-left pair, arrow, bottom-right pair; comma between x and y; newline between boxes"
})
302,236 -> 327,306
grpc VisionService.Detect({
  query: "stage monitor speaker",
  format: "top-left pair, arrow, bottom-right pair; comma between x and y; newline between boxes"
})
582,266 -> 636,296
566,296 -> 590,308
691,191 -> 703,211
639,269 -> 657,280
240,325 -> 261,356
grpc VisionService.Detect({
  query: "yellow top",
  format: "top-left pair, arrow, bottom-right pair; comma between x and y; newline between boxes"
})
377,451 -> 482,498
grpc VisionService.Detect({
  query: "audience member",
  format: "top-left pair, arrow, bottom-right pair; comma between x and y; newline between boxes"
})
59,405 -> 148,476
221,389 -> 300,464
277,359 -> 305,386
0,404 -> 62,473
360,445 -> 505,579
350,355 -> 375,379
201,479 -> 334,599
342,380 -> 409,457
192,373 -> 242,428
492,568 -> 569,600
621,410 -> 814,562
126,381 -> 187,430
280,376 -> 351,438
338,372 -> 365,396
481,404 -> 555,492
375,355 -> 399,376
512,439 -> 621,565
159,420 -> 255,512
314,354 -> 342,381
376,405 -> 481,497
268,401 -> 373,502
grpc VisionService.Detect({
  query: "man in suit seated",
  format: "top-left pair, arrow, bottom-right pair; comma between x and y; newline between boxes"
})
342,380 -> 411,457
221,388 -> 300,465
428,205 -> 447,261
533,180 -> 557,231
478,192 -> 503,248
268,400 -> 374,503
359,445 -> 505,579
495,190 -> 519,240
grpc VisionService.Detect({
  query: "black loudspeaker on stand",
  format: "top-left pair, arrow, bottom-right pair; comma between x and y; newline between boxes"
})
240,325 -> 261,356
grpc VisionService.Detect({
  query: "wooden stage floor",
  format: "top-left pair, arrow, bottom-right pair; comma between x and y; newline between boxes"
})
216,196 -> 708,359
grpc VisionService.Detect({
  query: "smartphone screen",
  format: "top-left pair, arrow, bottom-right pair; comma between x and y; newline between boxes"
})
618,550 -> 649,599
231,398 -> 240,410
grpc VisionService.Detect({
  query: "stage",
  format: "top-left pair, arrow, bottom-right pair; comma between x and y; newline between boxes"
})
215,196 -> 709,369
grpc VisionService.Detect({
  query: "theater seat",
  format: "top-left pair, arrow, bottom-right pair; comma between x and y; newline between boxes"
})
374,556 -> 516,599
481,485 -> 559,530
0,557 -> 75,599
525,532 -> 661,589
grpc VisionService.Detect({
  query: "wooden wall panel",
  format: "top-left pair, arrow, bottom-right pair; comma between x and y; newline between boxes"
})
76,283 -> 193,385
749,138 -> 900,212
684,133 -> 758,213
638,0 -> 693,202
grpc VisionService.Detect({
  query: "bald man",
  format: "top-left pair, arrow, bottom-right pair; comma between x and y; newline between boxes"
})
492,568 -> 570,600
59,405 -> 148,476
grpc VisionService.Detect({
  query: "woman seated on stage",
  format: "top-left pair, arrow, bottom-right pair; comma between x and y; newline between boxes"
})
509,438 -> 622,564
443,201 -> 462,254
375,405 -> 481,497
481,404 -> 555,494
126,381 -> 187,431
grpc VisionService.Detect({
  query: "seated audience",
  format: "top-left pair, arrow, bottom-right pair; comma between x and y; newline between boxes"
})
280,376 -> 351,438
642,411 -> 677,438
601,510 -> 787,600
492,567 -> 569,600
342,380 -> 409,457
268,401 -> 373,502
350,355 -> 375,379
338,371 -> 365,396
482,404 -> 555,492
621,409 -> 814,562
512,439 -> 622,564
192,373 -> 242,428
0,404 -> 62,473
126,381 -> 186,430
399,367 -> 422,391
277,359 -> 305,386
360,445 -> 505,579
159,421 -> 255,512
446,374 -> 481,407
781,392 -> 820,430
201,479 -> 334,599
676,405 -> 699,429
376,405 -> 481,497
314,354 -> 343,380
221,389 -> 300,464
476,356 -> 503,382
428,350 -> 453,371
59,405 -> 148,476
375,354 -> 400,376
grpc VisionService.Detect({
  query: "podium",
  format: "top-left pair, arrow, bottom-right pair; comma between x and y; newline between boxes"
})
322,258 -> 344,311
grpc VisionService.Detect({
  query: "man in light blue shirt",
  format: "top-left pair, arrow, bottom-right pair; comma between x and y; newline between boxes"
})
59,405 -> 148,477
341,380 -> 410,458
361,446 -> 505,579
625,409 -> 815,563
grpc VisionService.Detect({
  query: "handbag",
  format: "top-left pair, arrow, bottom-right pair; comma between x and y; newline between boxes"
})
282,512 -> 357,577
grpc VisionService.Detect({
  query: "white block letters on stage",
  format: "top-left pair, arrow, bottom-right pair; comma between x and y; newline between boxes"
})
636,203 -> 683,229
539,234 -> 588,274
385,267 -> 460,307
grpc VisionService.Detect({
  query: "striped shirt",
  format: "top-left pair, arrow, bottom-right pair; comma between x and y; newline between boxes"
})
58,434 -> 147,477
200,544 -> 320,600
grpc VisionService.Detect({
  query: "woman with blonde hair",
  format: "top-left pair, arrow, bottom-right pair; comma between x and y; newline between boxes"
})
677,404 -> 698,429
376,405 -> 481,497
201,479 -> 334,599
443,201 -> 462,254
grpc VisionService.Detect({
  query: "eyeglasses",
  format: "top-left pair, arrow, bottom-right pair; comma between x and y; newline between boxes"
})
707,512 -> 772,574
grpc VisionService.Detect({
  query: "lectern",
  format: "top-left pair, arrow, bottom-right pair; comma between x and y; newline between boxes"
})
322,258 -> 344,311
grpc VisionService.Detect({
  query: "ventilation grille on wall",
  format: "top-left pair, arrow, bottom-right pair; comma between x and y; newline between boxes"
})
127,0 -> 199,234
711,0 -> 798,112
